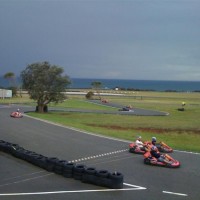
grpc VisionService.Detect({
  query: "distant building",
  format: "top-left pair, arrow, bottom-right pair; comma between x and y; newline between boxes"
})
0,89 -> 12,98
115,87 -> 119,91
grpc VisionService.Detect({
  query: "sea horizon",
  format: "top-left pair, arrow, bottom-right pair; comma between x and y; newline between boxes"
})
70,78 -> 200,92
0,76 -> 199,92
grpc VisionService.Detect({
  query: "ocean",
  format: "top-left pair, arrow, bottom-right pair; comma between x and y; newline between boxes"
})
70,78 -> 200,92
0,77 -> 199,92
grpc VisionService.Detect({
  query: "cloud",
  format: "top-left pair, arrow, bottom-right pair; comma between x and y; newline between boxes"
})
0,0 -> 200,81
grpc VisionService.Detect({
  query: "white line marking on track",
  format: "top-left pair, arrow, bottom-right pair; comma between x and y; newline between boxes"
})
0,171 -> 45,182
0,173 -> 53,188
163,191 -> 188,196
0,183 -> 146,196
123,183 -> 146,190
69,149 -> 129,163
174,150 -> 200,155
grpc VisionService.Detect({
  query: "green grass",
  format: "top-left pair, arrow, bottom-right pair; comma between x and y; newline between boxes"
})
49,99 -> 116,111
2,91 -> 200,152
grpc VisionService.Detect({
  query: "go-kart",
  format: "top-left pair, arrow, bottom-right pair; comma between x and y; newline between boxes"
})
10,111 -> 23,118
119,105 -> 133,111
146,141 -> 173,153
129,142 -> 151,154
143,151 -> 180,168
156,141 -> 173,153
129,141 -> 173,154
101,99 -> 109,103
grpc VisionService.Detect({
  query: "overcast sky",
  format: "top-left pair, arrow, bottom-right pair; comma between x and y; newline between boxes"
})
0,0 -> 200,81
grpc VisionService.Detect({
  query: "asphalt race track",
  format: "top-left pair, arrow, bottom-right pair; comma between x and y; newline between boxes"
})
46,100 -> 169,116
0,104 -> 200,200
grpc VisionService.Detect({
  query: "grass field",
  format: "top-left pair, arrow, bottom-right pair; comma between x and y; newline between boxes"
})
1,91 -> 200,152
5,92 -> 200,152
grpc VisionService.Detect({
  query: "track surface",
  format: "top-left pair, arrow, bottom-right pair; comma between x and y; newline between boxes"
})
72,100 -> 169,116
0,104 -> 199,200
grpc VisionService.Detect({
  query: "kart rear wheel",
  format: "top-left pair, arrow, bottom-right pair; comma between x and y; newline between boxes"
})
144,158 -> 151,165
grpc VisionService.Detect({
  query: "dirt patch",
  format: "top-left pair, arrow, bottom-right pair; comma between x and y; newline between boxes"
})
86,123 -> 200,134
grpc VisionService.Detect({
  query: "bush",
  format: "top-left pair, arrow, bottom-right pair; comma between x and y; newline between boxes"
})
85,91 -> 94,99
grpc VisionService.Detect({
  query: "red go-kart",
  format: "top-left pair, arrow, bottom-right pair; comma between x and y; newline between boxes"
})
129,142 -> 150,154
157,141 -> 173,153
129,141 -> 173,154
143,151 -> 180,168
10,112 -> 23,118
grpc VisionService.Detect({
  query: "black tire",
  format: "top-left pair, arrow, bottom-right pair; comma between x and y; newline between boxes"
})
144,158 -> 151,165
22,150 -> 34,161
95,170 -> 110,187
31,154 -> 44,166
85,167 -> 96,175
25,151 -> 38,163
108,172 -> 124,189
37,156 -> 48,169
73,164 -> 86,180
63,162 -> 75,178
0,141 -> 12,153
96,169 -> 110,178
54,160 -> 67,175
46,157 -> 59,172
11,146 -> 25,159
82,167 -> 96,184
0,140 -> 6,151
129,146 -> 136,153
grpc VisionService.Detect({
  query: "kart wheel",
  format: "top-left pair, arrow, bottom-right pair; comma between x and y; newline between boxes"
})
129,148 -> 135,153
144,158 -> 151,164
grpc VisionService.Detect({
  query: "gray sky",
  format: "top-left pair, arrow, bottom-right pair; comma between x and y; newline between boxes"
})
0,0 -> 200,81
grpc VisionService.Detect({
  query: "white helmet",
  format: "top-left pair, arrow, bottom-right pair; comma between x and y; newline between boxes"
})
137,136 -> 142,139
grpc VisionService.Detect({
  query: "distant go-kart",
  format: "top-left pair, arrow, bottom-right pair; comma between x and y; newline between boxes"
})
143,151 -> 180,168
119,105 -> 133,111
101,99 -> 109,103
10,111 -> 23,118
129,141 -> 173,154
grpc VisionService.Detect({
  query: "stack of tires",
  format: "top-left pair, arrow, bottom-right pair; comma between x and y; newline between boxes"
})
0,140 -> 124,189
82,168 -> 123,189
62,164 -> 124,189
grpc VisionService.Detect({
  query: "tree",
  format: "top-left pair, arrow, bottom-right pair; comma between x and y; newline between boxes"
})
20,61 -> 71,113
91,81 -> 102,99
85,91 -> 94,99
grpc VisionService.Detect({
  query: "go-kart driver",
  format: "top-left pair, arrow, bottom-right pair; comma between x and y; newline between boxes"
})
152,136 -> 164,150
151,137 -> 157,146
135,136 -> 150,152
150,146 -> 171,164
135,136 -> 144,148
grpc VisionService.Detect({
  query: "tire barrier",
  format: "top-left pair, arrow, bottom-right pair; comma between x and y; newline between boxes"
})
0,140 -> 124,189
63,162 -> 75,178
